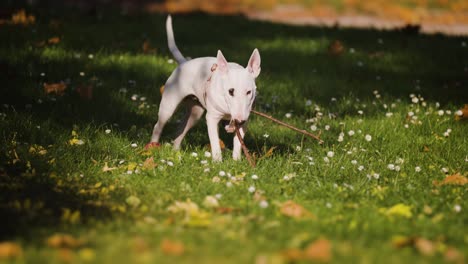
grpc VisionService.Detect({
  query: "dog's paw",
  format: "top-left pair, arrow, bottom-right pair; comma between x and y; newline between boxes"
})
144,142 -> 161,150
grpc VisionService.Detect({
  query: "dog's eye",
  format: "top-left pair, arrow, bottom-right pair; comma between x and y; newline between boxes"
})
229,88 -> 234,96
246,90 -> 252,95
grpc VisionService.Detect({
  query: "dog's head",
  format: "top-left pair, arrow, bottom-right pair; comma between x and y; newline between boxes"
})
215,49 -> 261,125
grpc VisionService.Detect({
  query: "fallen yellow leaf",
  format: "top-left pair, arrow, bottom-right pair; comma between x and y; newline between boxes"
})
46,233 -> 84,249
0,242 -> 22,259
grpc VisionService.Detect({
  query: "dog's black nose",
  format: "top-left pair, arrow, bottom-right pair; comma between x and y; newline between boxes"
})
235,119 -> 246,126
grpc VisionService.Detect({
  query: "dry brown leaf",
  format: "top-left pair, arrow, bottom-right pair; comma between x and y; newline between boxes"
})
57,249 -> 75,263
10,9 -> 35,26
142,40 -> 157,54
215,207 -> 236,214
280,200 -> 316,220
160,239 -> 184,256
43,82 -> 67,95
303,238 -> 332,262
423,145 -> 430,152
444,247 -> 464,263
0,242 -> 23,259
46,233 -> 84,249
48,37 -> 60,44
76,85 -> 93,100
160,85 -> 165,95
142,157 -> 157,170
281,248 -> 303,262
455,104 -> 468,121
433,173 -> 468,187
132,237 -> 149,253
328,40 -> 344,56
414,238 -> 436,256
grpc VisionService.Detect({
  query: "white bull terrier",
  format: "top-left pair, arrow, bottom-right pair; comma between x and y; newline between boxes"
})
146,15 -> 261,162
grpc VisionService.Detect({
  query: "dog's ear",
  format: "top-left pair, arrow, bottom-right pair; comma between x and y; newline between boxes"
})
217,50 -> 228,74
247,48 -> 261,78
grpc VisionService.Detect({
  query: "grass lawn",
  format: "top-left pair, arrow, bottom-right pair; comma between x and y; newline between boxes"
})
1,5 -> 467,264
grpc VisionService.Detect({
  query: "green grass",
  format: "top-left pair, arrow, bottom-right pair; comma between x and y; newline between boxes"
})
1,5 -> 467,264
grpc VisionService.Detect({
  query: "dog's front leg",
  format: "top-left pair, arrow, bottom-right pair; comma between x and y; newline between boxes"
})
206,113 -> 223,162
233,123 -> 246,160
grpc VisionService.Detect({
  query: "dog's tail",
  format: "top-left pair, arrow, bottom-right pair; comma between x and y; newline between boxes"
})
166,15 -> 187,64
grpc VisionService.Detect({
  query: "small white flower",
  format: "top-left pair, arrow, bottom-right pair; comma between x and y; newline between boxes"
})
387,164 -> 395,170
105,129 -> 111,134
373,173 -> 380,179
131,94 -> 138,101
88,54 -> 94,59
365,134 -> 372,142
248,186 -> 256,193
226,182 -> 233,188
119,160 -> 125,165
441,167 -> 449,173
79,72 -> 85,76
40,72 -> 45,76
140,97 -> 147,101
204,168 -> 210,173
305,100 -> 312,106
358,165 -> 364,171
215,193 -> 222,199
200,160 -> 208,165
358,110 -> 363,115
295,145 -> 302,151
167,161 -> 174,167
283,175 -> 290,181
331,97 -> 337,102
337,136 -> 344,142
445,110 -> 452,115
323,157 -> 330,163
191,152 -> 198,157
411,97 -> 419,104
310,125 -> 317,131
126,170 -> 133,174
454,204 -> 461,213
263,133 -> 269,138
251,175 -> 259,180
443,131 -> 450,137
404,124 -> 409,128
219,171 -> 226,177
437,110 -> 444,116
204,151 -> 212,158
131,143 -> 138,148
395,165 -> 401,172
348,130 -> 355,136
415,166 -> 421,172
259,200 -> 269,208
327,151 -> 335,158
167,59 -> 174,64
325,125 -> 330,130
351,160 -> 357,165
408,111 -> 414,117
326,202 -> 332,208
455,110 -> 463,116
285,113 -> 292,118
385,112 -> 393,117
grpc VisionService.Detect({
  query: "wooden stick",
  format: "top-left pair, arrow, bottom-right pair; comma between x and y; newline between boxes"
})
235,124 -> 256,168
251,110 -> 323,144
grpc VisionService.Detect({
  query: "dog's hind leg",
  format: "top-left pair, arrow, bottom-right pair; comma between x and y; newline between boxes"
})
150,87 -> 185,143
173,99 -> 205,150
